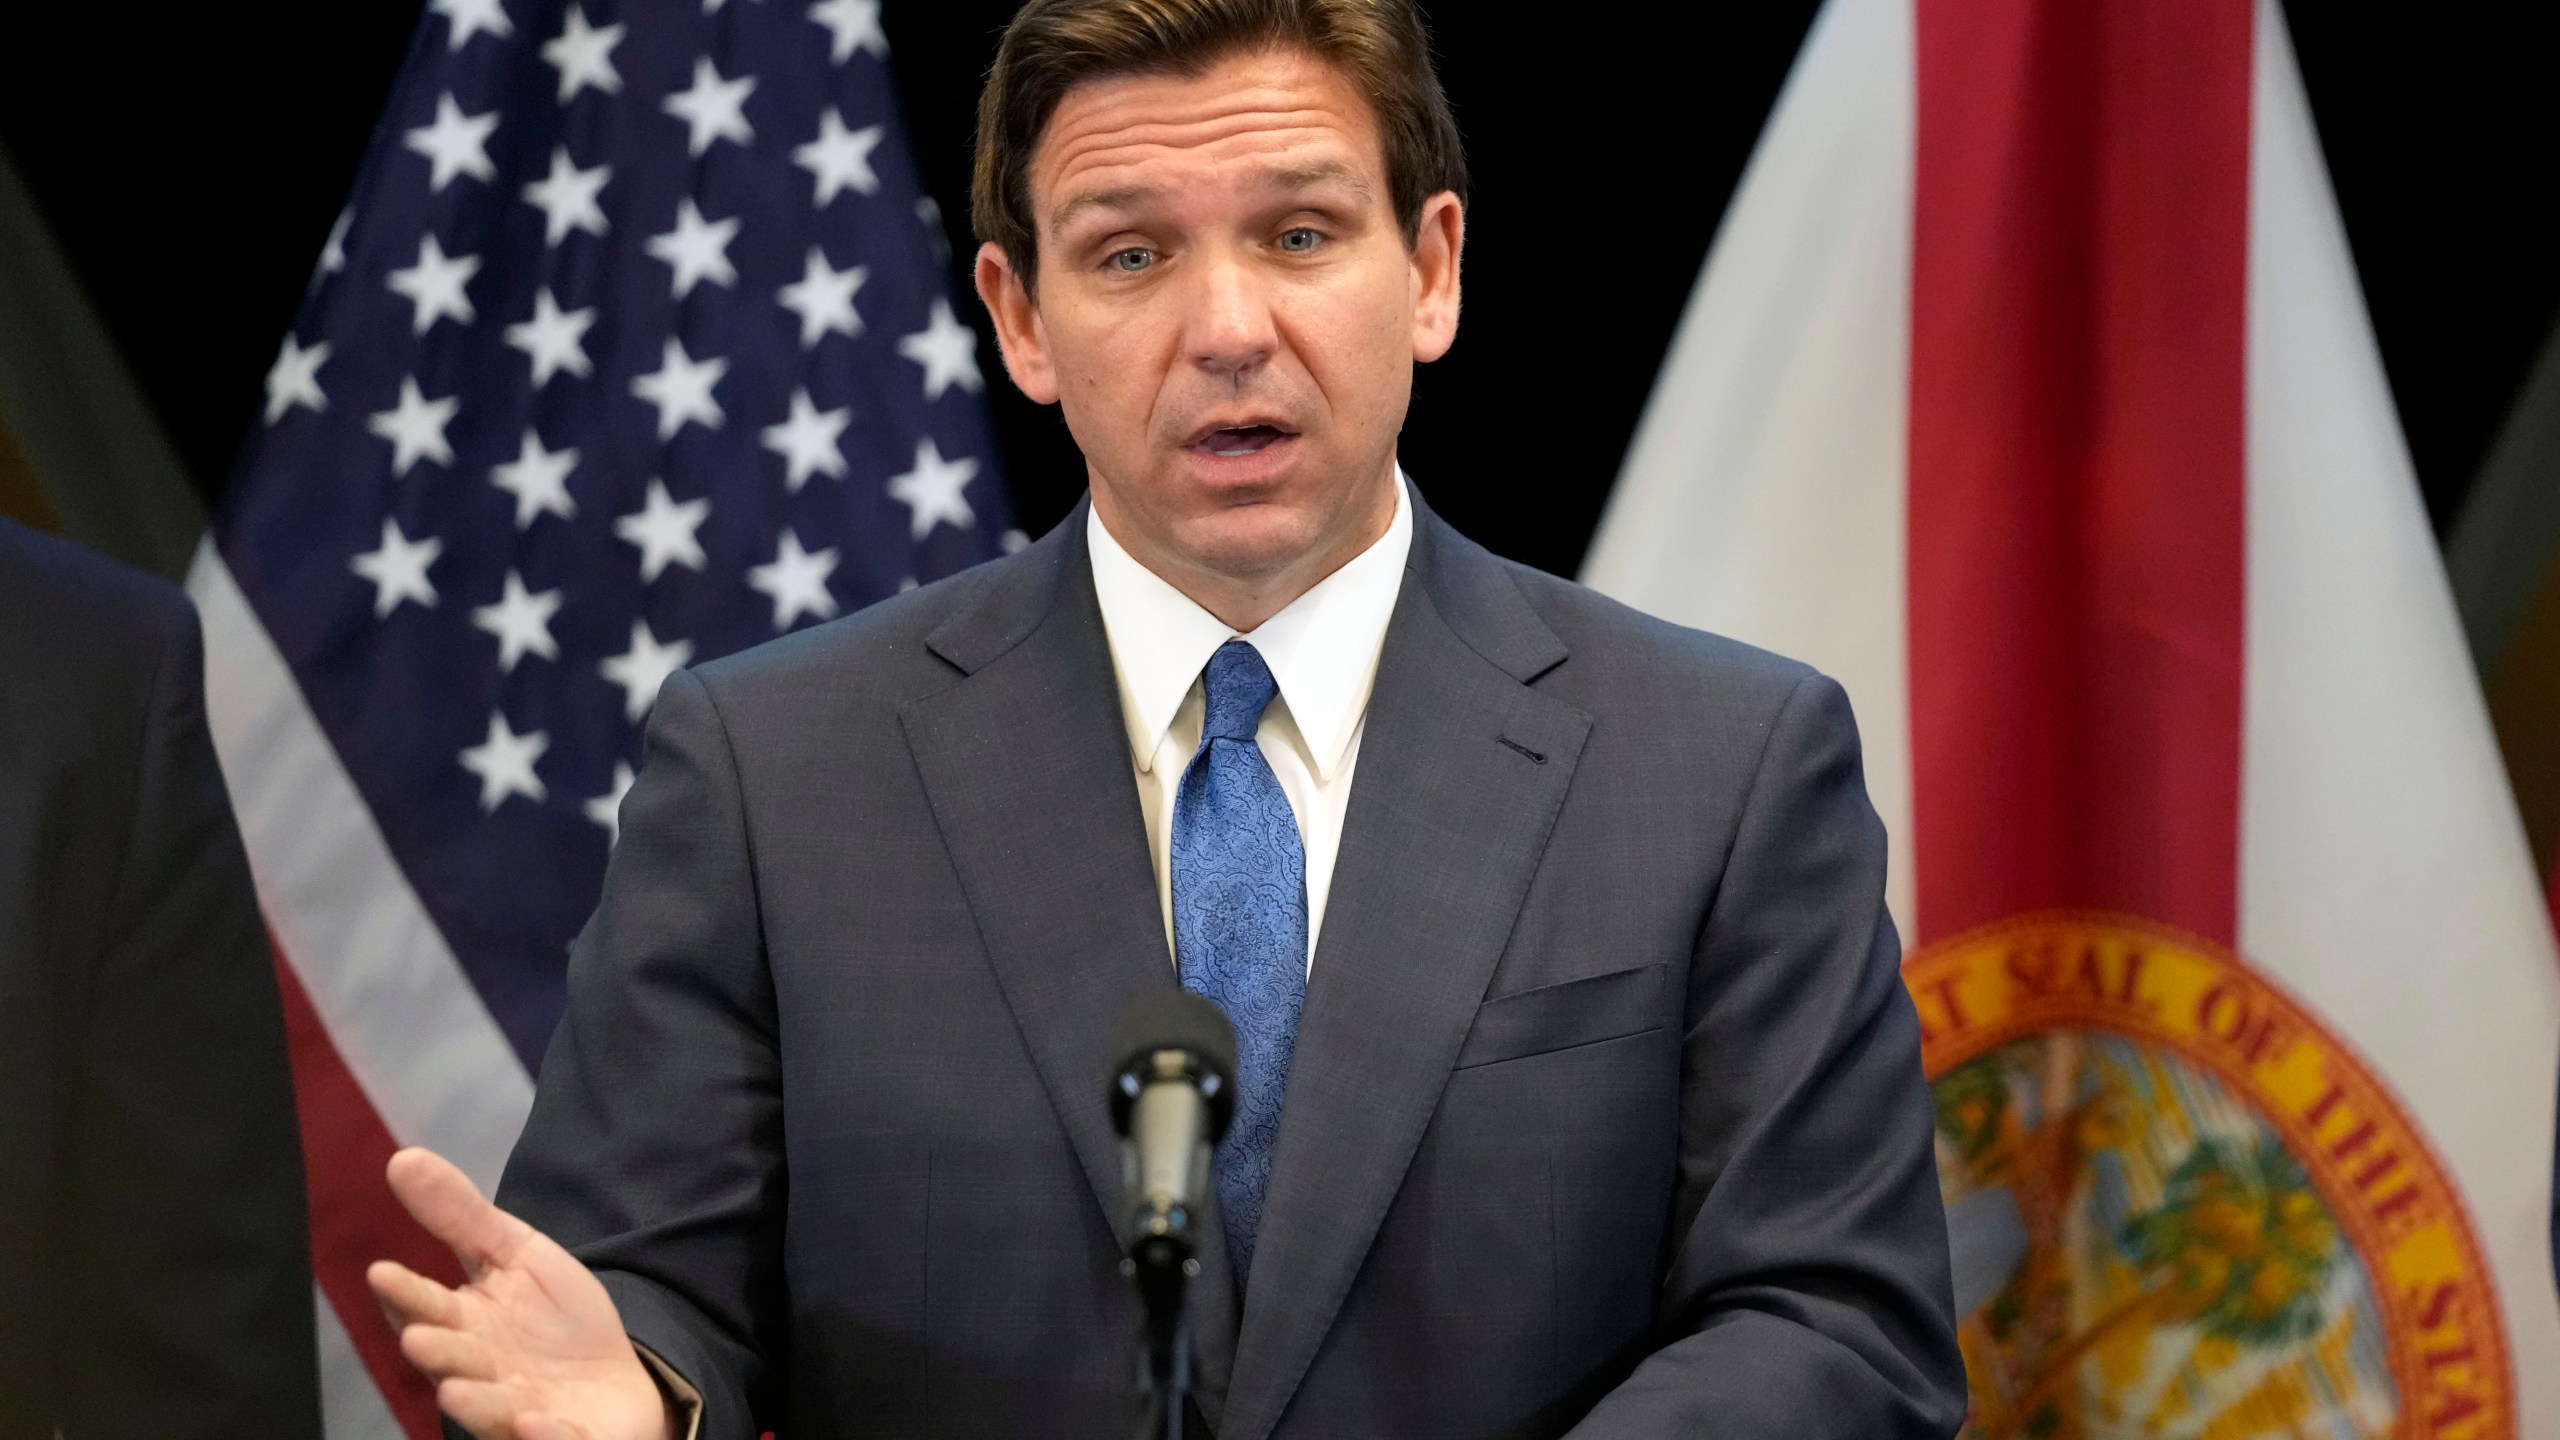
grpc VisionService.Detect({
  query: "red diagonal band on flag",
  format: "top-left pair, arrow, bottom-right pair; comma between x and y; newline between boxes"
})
271,938 -> 461,1439
1907,0 -> 2255,945
2547,854 -> 2560,944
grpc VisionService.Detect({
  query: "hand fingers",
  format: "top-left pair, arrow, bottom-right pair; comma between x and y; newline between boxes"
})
398,1322 -> 500,1383
386,1147 -> 539,1277
367,1259 -> 462,1329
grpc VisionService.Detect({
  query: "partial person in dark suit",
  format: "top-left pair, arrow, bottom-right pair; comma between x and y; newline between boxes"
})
0,517 -> 320,1440
367,2 -> 1967,1437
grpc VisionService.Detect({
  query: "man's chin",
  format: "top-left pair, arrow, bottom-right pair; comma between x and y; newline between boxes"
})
1168,509 -> 1327,582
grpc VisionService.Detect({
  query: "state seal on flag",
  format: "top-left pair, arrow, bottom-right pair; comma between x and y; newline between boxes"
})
1904,913 -> 2512,1439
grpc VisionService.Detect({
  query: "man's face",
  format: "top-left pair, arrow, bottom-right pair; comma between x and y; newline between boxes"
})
977,48 -> 1462,597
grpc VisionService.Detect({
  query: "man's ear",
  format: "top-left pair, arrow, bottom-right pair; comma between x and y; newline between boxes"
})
1409,191 -> 1464,364
974,242 -> 1059,404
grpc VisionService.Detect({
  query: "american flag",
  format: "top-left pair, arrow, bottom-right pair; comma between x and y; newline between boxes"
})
188,0 -> 1013,1432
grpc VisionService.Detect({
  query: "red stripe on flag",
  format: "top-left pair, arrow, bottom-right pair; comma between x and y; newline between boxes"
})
1907,0 -> 2254,945
270,940 -> 462,1439
2547,853 -> 2560,944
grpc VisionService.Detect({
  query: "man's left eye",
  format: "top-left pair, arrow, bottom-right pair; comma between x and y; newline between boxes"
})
1278,228 -> 1322,254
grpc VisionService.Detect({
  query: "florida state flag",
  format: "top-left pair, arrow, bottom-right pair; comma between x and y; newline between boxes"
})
1587,0 -> 2560,1434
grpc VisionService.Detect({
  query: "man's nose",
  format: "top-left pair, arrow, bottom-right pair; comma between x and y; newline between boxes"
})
1183,253 -> 1278,385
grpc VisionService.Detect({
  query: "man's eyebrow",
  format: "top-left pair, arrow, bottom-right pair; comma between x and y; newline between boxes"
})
1047,163 -> 1375,239
1265,161 -> 1371,198
1050,184 -> 1159,239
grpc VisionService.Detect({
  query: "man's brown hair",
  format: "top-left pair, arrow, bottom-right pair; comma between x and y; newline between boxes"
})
972,0 -> 1468,288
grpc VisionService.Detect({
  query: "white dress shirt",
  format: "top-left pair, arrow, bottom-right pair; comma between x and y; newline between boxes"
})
1087,474 -> 1414,971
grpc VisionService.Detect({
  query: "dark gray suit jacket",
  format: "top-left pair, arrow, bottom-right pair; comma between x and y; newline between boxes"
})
499,497 -> 1964,1439
0,518 -> 320,1440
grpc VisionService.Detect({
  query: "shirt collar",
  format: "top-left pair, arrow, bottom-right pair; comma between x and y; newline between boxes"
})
1088,471 -> 1413,782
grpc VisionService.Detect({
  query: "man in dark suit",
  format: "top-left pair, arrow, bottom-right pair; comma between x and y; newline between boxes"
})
0,517 -> 320,1439
367,2 -> 1966,1436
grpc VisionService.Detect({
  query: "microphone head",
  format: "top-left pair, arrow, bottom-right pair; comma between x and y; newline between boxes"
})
1109,988 -> 1238,1139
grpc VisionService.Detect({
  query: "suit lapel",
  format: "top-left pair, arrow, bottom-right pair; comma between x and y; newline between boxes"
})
898,511 -> 1242,1411
1220,507 -> 1593,1440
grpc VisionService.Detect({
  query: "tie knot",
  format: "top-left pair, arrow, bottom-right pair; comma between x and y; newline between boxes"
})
1200,640 -> 1279,742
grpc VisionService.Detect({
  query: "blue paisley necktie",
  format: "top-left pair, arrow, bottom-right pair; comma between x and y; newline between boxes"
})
1172,639 -> 1308,1287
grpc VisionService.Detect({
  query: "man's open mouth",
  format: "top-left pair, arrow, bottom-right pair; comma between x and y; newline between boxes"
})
1189,424 -> 1296,458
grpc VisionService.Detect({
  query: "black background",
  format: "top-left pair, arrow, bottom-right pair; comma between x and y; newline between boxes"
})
0,2 -> 2551,577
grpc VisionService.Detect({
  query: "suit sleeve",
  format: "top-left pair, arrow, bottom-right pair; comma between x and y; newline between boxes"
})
56,600 -> 322,1439
495,668 -> 782,1440
1570,673 -> 1967,1439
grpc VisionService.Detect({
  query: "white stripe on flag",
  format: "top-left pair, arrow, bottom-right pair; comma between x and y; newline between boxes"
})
190,541 -> 532,1192
1583,0 -> 1918,936
314,1284 -> 407,1440
2238,3 -> 2560,1419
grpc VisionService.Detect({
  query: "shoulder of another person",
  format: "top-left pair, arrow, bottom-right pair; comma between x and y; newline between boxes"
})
0,518 -> 195,692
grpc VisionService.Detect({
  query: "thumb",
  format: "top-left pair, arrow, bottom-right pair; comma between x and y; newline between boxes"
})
386,1148 -> 538,1278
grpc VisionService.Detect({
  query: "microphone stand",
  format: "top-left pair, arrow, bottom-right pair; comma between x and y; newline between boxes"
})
1128,1229 -> 1199,1440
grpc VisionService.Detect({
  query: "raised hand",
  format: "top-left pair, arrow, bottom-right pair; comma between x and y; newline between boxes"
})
367,1148 -> 677,1440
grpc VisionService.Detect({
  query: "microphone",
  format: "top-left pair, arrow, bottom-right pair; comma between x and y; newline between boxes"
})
1108,989 -> 1237,1439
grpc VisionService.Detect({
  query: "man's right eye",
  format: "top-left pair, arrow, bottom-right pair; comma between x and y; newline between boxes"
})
1108,248 -> 1155,274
